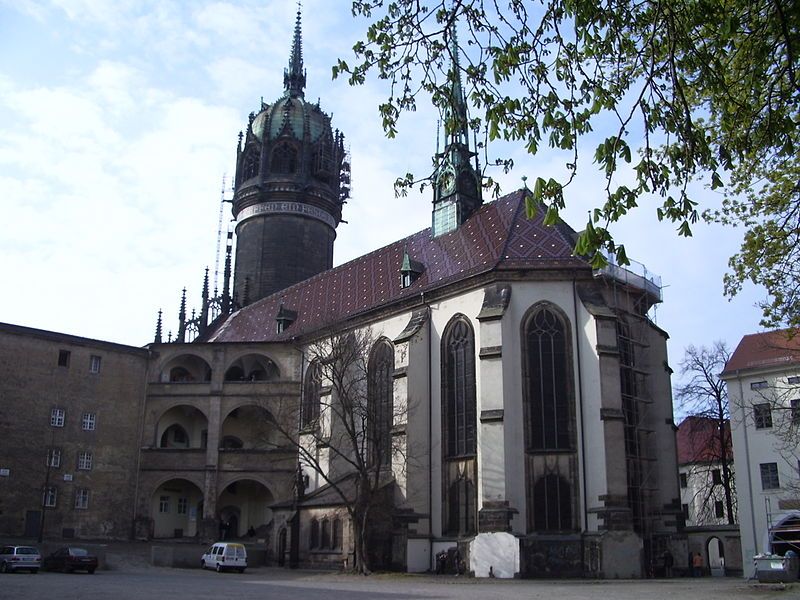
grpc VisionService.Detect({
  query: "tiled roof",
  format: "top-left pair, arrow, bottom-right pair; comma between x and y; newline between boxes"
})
722,330 -> 800,375
676,416 -> 732,464
209,189 -> 588,343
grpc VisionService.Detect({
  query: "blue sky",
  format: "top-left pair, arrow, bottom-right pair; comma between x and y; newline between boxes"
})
0,1 -> 767,391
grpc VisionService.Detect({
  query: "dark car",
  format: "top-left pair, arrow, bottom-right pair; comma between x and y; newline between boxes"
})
43,547 -> 98,573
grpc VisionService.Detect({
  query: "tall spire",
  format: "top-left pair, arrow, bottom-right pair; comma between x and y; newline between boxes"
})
445,22 -> 469,153
284,3 -> 306,97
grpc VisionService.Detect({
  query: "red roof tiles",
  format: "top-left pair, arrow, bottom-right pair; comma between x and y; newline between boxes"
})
722,330 -> 800,375
209,189 -> 588,343
676,416 -> 732,464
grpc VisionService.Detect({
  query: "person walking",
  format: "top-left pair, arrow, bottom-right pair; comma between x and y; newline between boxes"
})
662,549 -> 674,578
692,551 -> 704,577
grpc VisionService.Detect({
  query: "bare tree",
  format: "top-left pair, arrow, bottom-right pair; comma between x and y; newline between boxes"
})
265,327 -> 409,574
675,343 -> 736,525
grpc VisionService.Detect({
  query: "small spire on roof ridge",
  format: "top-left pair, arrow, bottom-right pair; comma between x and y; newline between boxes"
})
154,309 -> 163,344
284,2 -> 306,98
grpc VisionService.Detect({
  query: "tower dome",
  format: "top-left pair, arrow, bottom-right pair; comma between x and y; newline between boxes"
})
231,7 -> 350,307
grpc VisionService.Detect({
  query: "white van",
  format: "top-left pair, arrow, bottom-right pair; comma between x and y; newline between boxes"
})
200,542 -> 248,573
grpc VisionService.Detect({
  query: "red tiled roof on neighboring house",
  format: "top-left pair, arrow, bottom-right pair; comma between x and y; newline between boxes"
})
722,330 -> 800,375
676,415 -> 732,465
208,189 -> 589,343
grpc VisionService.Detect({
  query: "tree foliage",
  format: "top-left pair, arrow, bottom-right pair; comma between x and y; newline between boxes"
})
675,342 -> 736,525
335,0 -> 799,326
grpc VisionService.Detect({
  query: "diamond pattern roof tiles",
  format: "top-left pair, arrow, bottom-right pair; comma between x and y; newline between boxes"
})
208,189 -> 589,343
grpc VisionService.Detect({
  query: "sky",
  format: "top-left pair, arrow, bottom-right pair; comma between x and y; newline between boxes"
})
0,1 -> 769,394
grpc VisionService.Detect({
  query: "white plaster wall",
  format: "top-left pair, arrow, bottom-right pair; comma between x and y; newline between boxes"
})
727,367 -> 800,577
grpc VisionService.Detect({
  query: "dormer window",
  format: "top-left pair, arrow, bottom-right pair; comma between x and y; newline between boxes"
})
276,304 -> 298,333
400,251 -> 424,288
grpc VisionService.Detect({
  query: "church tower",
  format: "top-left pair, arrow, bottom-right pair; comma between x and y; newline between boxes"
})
432,25 -> 482,237
231,8 -> 350,307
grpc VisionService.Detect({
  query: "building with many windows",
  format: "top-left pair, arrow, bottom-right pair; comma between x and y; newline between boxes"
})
0,323 -> 148,539
0,9 -> 684,578
722,330 -> 800,577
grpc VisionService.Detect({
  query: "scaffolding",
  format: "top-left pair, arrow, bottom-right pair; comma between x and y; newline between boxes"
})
595,256 -> 675,573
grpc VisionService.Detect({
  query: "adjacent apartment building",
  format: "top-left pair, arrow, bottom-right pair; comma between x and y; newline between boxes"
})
722,330 -> 800,577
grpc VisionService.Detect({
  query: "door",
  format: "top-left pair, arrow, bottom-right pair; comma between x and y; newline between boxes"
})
24,511 -> 40,537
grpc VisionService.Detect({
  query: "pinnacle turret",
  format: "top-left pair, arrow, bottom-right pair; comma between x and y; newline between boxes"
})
284,4 -> 306,97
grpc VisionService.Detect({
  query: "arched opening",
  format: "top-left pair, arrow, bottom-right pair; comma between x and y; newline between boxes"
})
440,314 -> 477,537
707,536 -> 725,572
151,478 -> 203,538
224,353 -> 280,382
301,361 -> 321,428
218,479 -> 273,539
156,406 -> 208,449
160,354 -> 212,383
220,405 -> 280,450
368,339 -> 394,466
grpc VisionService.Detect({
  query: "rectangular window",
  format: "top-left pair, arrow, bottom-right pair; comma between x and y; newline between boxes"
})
177,497 -> 188,515
787,376 -> 800,385
58,350 -> 71,367
751,380 -> 768,390
159,496 -> 170,513
77,451 -> 93,471
50,408 -> 65,427
714,500 -> 724,519
791,399 -> 800,425
754,403 -> 773,429
44,486 -> 58,507
682,503 -> 690,521
679,473 -> 688,488
75,489 -> 90,510
89,355 -> 101,374
760,462 -> 781,490
46,448 -> 61,468
82,412 -> 96,431
712,469 -> 722,485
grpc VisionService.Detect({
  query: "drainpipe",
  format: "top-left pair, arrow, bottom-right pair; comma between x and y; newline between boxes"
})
572,277 -> 589,532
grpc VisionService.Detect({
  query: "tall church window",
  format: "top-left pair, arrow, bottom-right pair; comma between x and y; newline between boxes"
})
368,339 -> 394,466
524,306 -> 571,450
522,303 -> 577,534
271,142 -> 298,174
301,361 -> 321,429
441,315 -> 477,537
532,474 -> 572,531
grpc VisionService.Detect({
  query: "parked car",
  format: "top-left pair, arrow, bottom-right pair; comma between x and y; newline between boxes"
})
0,545 -> 41,573
43,547 -> 98,573
200,542 -> 247,573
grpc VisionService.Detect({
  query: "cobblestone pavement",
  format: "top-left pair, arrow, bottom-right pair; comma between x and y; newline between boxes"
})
0,566 -> 796,600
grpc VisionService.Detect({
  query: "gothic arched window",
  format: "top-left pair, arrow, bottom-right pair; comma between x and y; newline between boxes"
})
524,306 -> 572,450
271,142 -> 298,174
441,315 -> 477,537
242,146 -> 260,180
301,361 -> 321,429
309,518 -> 319,549
368,339 -> 394,466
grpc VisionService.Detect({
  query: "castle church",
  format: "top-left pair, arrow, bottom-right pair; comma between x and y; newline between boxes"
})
0,9 -> 683,578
